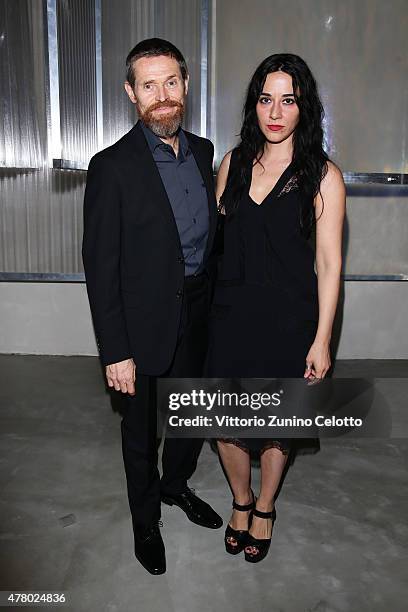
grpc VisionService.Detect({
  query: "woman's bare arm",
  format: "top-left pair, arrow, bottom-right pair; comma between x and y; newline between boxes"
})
305,161 -> 346,379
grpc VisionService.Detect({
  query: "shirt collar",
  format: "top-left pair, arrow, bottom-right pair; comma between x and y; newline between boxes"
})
140,121 -> 190,158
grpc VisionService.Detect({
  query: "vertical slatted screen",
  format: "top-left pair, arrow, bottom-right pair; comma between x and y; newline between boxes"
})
0,0 -> 206,275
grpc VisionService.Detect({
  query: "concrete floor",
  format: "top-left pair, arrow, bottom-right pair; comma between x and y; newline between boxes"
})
0,355 -> 407,612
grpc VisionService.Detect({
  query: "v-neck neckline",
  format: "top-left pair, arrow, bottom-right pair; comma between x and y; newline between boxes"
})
248,159 -> 295,206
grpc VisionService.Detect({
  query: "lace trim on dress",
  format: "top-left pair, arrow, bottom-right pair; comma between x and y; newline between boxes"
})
218,438 -> 290,456
217,202 -> 226,215
277,173 -> 299,198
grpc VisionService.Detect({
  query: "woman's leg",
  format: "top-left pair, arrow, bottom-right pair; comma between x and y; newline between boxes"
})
245,446 -> 288,553
217,440 -> 252,546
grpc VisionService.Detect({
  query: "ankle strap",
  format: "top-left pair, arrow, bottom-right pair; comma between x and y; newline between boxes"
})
232,490 -> 255,512
233,499 -> 255,511
253,507 -> 276,520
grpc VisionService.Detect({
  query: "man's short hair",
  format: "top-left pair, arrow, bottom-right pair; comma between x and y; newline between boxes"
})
126,38 -> 188,88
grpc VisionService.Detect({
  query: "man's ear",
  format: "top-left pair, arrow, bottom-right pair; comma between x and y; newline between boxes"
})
124,81 -> 137,104
184,74 -> 190,97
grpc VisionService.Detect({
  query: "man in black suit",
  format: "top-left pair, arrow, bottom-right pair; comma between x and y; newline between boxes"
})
82,38 -> 222,575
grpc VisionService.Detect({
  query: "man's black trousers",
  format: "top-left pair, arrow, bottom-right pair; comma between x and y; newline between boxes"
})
120,273 -> 209,530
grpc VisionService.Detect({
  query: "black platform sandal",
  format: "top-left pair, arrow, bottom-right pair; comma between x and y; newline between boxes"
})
224,490 -> 256,555
244,506 -> 276,563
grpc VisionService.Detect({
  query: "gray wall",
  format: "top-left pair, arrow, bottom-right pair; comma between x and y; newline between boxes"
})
1,281 -> 407,360
213,0 -> 408,174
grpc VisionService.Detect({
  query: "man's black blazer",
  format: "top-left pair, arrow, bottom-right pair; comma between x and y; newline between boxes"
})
82,120 -> 217,375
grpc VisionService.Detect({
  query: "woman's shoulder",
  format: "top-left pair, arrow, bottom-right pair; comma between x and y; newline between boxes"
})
219,149 -> 233,168
314,159 -> 346,213
216,149 -> 238,188
321,160 -> 345,190
218,148 -> 239,173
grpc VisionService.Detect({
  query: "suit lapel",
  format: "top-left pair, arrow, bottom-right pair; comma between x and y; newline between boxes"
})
128,121 -> 182,251
127,121 -> 217,260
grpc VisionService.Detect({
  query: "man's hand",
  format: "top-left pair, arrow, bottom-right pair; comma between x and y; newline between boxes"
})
106,358 -> 136,395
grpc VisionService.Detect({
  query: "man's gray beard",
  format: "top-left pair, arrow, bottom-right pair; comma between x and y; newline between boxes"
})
144,110 -> 184,138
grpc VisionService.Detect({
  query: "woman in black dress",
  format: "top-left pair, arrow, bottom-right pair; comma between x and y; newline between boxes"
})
206,54 -> 345,562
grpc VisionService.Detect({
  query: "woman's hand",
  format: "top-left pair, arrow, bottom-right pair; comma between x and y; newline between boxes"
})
304,341 -> 331,380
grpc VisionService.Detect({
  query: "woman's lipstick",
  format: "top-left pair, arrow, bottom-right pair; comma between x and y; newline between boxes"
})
267,124 -> 284,131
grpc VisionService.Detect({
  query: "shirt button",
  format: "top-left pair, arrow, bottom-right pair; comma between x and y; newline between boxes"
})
192,218 -> 196,224
185,188 -> 189,194
193,246 -> 197,252
176,290 -> 183,298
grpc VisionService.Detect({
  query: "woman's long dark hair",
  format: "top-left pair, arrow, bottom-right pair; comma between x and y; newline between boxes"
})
222,53 -> 330,236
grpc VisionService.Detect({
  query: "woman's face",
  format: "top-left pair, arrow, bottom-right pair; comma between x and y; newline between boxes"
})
256,71 -> 300,145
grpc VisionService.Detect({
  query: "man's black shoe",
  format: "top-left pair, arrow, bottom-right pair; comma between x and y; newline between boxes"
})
134,521 -> 166,575
161,487 -> 223,529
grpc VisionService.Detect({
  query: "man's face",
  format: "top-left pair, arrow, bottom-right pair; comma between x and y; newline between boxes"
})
124,55 -> 188,138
